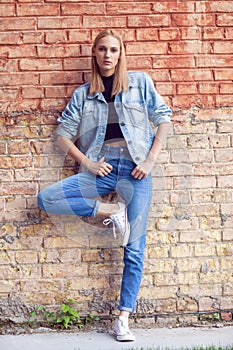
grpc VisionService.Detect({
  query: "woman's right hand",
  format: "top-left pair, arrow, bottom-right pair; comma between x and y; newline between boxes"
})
84,157 -> 113,177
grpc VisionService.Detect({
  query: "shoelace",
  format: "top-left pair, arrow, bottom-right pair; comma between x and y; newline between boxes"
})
103,218 -> 117,239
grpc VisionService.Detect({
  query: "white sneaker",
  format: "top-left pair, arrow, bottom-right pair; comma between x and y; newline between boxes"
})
103,202 -> 130,247
114,316 -> 135,342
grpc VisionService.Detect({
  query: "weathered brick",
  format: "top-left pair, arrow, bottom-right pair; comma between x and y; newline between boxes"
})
153,56 -> 195,69
20,58 -> 62,71
0,18 -> 36,31
17,4 -> 59,16
126,42 -> 167,55
42,264 -> 87,278
153,2 -> 194,13
128,15 -> 170,27
62,3 -> 105,15
172,14 -> 215,27
83,16 -> 126,28
38,17 -> 81,29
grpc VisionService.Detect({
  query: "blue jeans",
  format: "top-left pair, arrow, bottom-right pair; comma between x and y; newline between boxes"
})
38,145 -> 152,312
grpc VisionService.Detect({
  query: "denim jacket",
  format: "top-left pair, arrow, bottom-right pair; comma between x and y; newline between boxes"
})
56,71 -> 172,164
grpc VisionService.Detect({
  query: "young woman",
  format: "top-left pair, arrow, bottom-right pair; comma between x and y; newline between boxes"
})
38,29 -> 172,342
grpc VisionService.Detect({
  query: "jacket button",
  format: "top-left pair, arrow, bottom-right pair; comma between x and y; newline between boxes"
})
120,122 -> 125,126
128,140 -> 132,145
115,103 -> 121,108
135,156 -> 140,161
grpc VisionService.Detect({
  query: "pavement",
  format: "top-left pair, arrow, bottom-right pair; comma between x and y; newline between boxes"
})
0,326 -> 232,350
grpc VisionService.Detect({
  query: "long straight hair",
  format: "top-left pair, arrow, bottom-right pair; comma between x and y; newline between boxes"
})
89,29 -> 128,96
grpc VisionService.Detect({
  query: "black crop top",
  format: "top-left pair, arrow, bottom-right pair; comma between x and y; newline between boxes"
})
101,75 -> 124,142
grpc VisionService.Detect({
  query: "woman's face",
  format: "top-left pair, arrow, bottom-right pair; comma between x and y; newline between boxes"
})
93,35 -> 121,76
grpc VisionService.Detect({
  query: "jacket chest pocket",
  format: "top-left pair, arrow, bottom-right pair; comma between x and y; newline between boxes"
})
123,103 -> 147,126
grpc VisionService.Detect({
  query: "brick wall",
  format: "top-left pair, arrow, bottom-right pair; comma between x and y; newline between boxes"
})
0,1 -> 233,324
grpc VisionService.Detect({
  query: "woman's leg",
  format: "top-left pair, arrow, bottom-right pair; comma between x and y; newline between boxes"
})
38,170 -> 118,217
116,173 -> 153,313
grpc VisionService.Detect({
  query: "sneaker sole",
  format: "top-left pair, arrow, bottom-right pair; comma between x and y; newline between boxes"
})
116,334 -> 135,342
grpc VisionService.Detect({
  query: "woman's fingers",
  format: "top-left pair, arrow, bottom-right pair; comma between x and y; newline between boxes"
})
96,157 -> 113,176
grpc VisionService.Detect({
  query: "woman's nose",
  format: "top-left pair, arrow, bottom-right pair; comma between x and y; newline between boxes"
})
105,50 -> 110,57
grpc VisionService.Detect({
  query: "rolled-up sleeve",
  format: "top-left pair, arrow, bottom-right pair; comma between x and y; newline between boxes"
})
144,73 -> 172,127
56,90 -> 82,140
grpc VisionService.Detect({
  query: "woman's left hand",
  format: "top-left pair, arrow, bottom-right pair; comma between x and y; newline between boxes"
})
131,156 -> 156,180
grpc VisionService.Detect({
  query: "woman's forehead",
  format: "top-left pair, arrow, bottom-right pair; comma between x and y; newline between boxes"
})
96,35 -> 120,48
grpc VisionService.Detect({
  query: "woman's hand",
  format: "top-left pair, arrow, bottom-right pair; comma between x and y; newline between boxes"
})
131,155 -> 156,180
84,157 -> 113,177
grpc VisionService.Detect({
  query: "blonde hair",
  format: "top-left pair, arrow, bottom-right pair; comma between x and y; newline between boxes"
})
90,29 -> 128,96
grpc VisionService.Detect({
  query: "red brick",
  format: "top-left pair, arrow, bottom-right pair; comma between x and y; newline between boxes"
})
22,86 -> 44,99
17,4 -> 59,16
203,28 -> 225,40
80,44 -> 92,57
171,69 -> 213,82
136,29 -> 159,41
21,32 -> 44,44
20,59 -> 62,71
3,45 -> 37,58
217,14 -> 233,26
169,41 -> 210,54
155,83 -> 175,95
37,45 -> 79,58
0,88 -> 19,101
0,18 -> 36,31
153,56 -> 195,69
83,16 -> 126,28
216,95 -> 233,106
0,33 -> 20,45
63,57 -> 91,71
153,2 -> 194,13
196,55 -> 233,68
0,73 -> 39,87
220,83 -> 233,94
214,69 -> 233,80
0,4 -> 15,16
107,3 -> 150,14
0,58 -> 18,73
38,17 -> 81,29
199,83 -> 219,94
172,14 -> 215,27
149,70 -> 171,82
181,27 -> 201,40
213,42 -> 233,54
197,1 -> 233,13
159,28 -> 180,41
172,95 -> 215,108
177,83 -> 198,95
45,31 -> 68,44
126,57 -> 152,70
126,42 -> 167,55
45,86 -> 69,98
62,3 -> 105,15
39,72 -> 83,85
128,15 -> 170,27
68,29 -> 90,43
40,98 -> 67,111
225,28 -> 233,39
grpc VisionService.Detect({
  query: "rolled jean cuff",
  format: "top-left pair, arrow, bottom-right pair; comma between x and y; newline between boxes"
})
118,306 -> 134,313
92,199 -> 101,217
